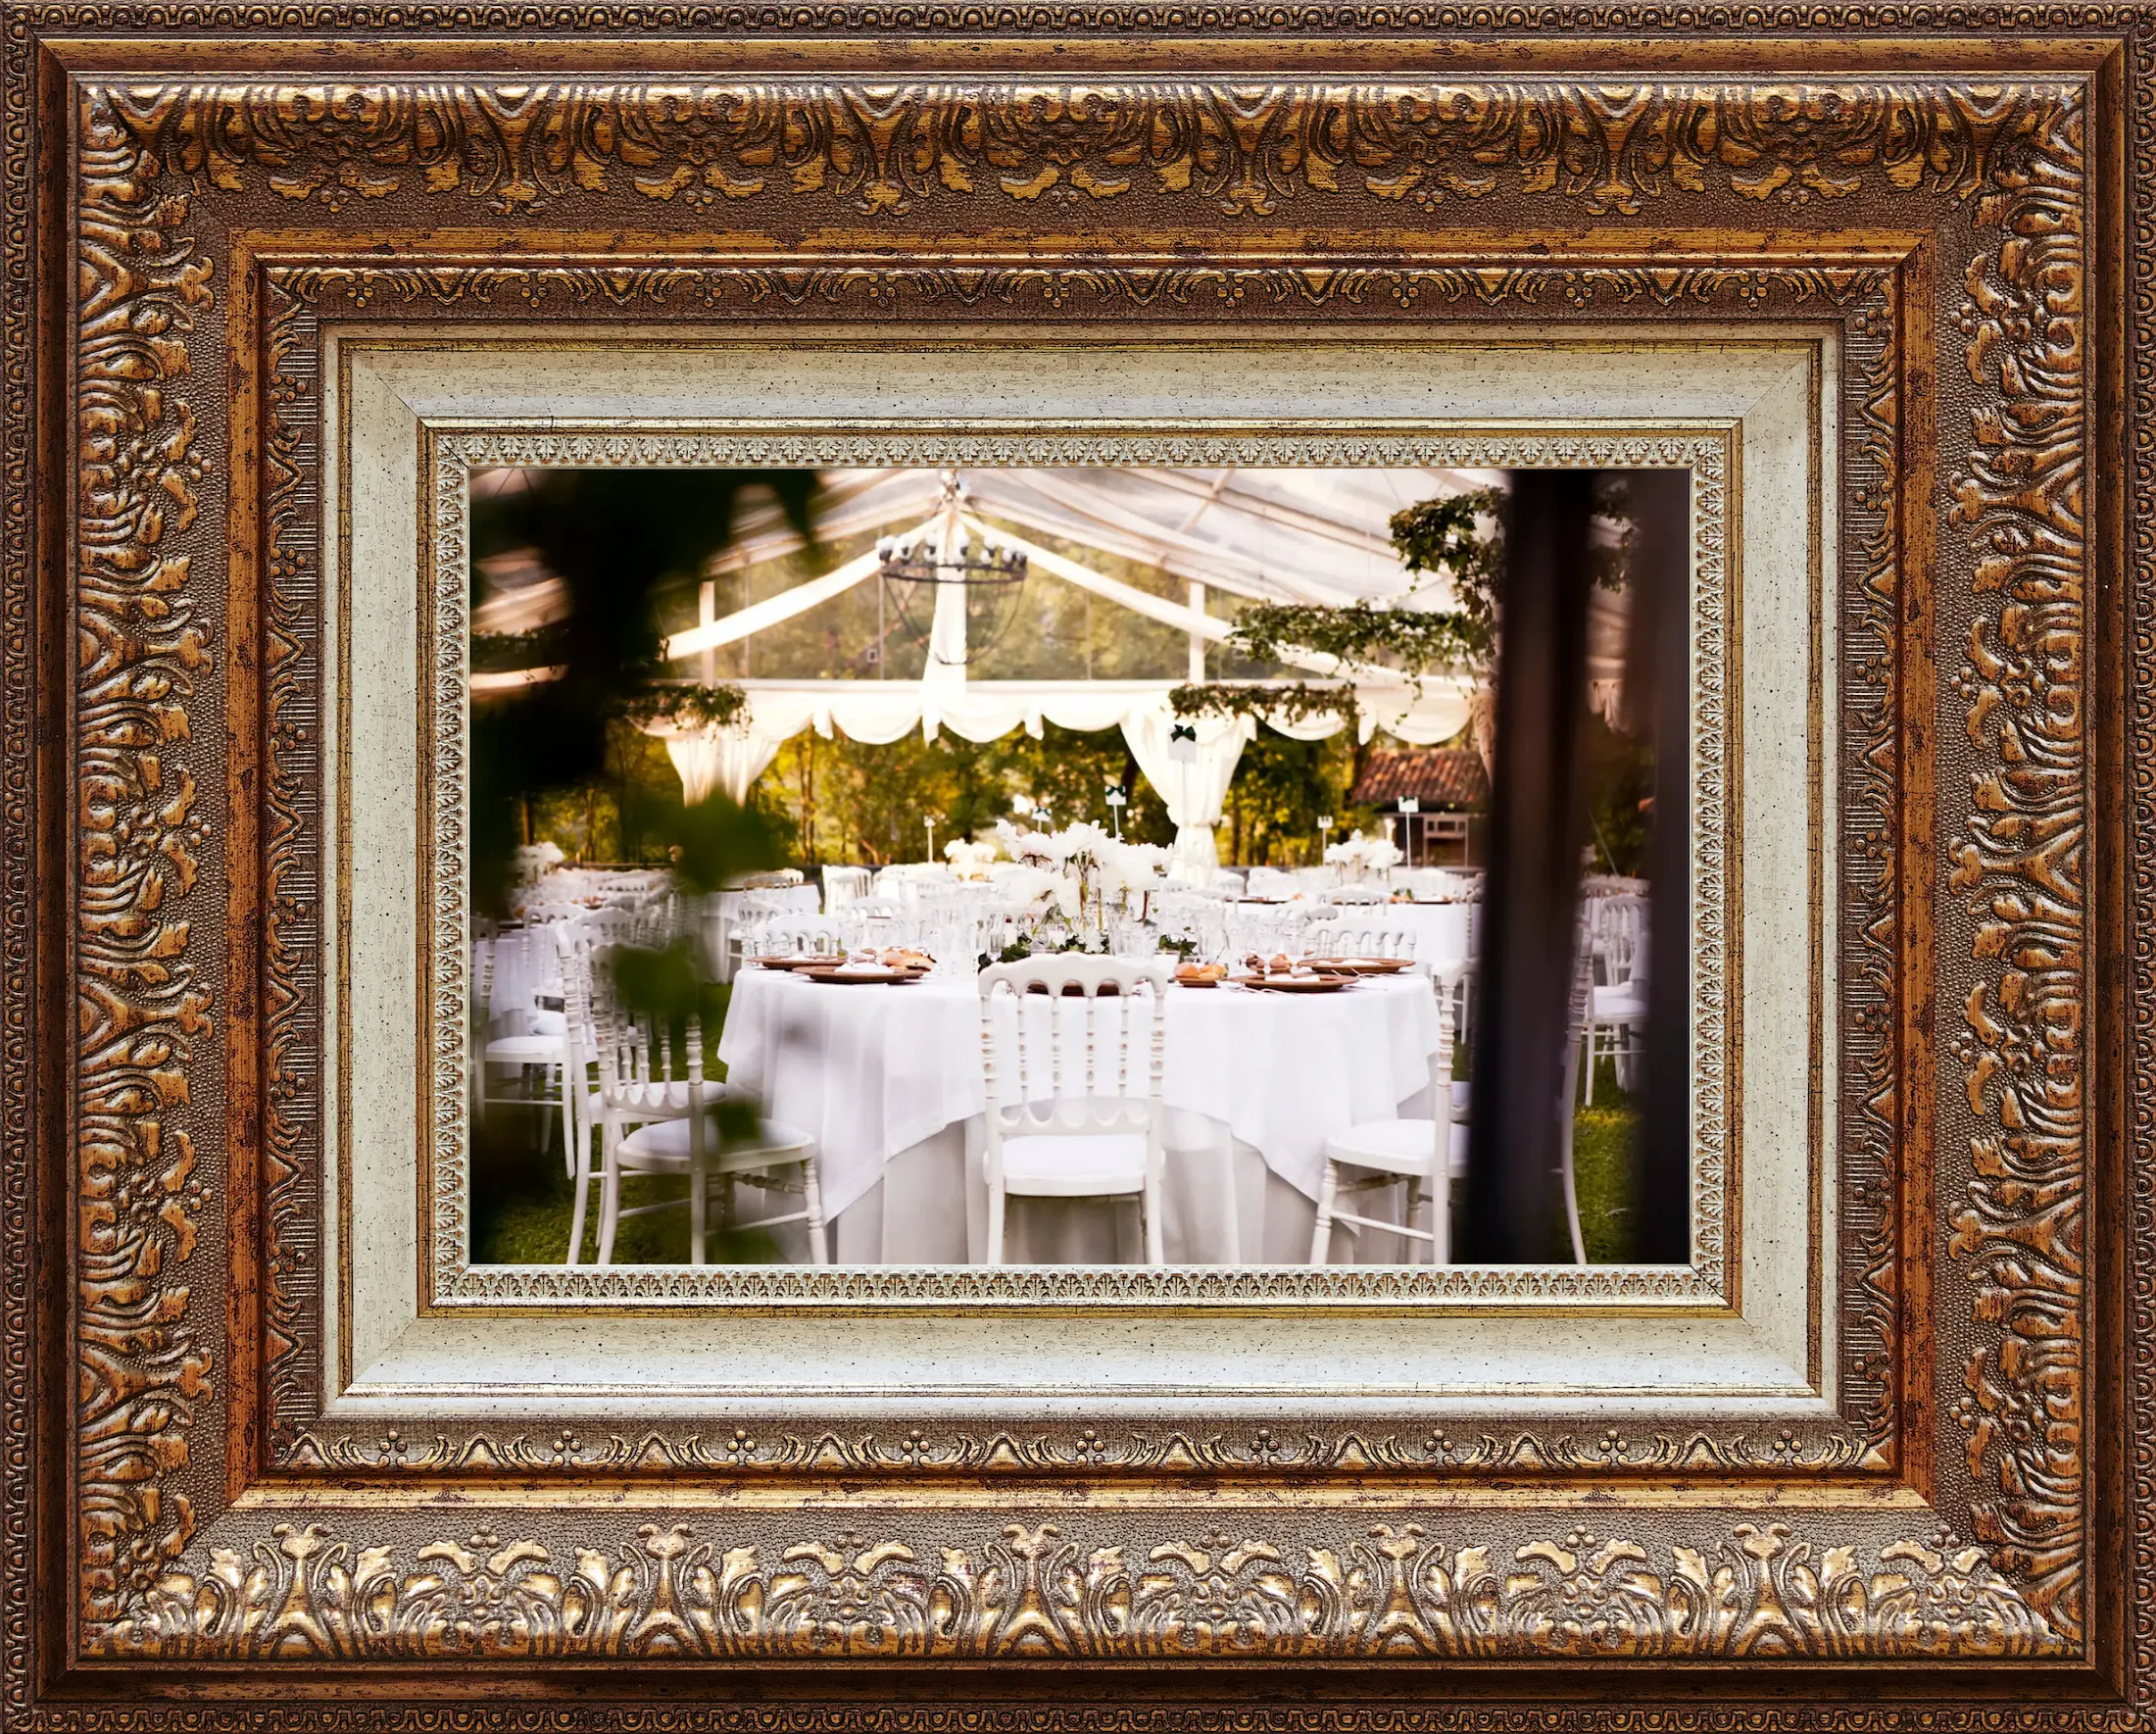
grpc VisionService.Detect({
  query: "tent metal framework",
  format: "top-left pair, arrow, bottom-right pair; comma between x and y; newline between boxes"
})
471,465 -> 1635,861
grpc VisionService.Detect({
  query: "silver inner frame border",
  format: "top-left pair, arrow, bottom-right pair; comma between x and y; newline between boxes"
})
416,425 -> 1736,1309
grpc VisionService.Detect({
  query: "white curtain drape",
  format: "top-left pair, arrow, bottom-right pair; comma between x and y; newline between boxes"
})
665,727 -> 786,806
650,679 -> 1479,817
1120,702 -> 1256,867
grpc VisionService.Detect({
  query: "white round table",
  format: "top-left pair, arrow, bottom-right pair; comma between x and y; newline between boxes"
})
716,966 -> 1443,1265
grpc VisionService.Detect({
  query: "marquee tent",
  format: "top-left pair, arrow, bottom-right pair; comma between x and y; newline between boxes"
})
472,465 -> 1636,863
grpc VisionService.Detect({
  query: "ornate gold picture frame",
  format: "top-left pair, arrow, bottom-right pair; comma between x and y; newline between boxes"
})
10,9 -> 2141,1725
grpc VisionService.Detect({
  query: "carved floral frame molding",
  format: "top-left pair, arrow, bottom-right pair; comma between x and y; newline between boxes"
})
6,10 -> 2139,1726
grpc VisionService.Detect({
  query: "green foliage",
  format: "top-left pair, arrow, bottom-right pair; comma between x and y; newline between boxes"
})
1223,600 -> 1479,682
1579,711 -> 1655,877
1387,476 -> 1638,674
466,469 -> 814,916
772,723 -> 1173,868
1387,486 -> 1504,667
628,682 -> 751,732
1166,681 -> 1354,726
1219,729 -> 1369,867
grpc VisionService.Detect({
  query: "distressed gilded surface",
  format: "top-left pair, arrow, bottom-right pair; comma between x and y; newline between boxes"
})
48,59 -> 2093,1680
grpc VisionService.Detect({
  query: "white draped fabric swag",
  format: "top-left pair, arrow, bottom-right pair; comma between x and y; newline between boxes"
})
648,678 -> 1475,856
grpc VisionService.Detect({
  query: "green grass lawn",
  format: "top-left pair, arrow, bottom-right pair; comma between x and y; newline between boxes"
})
468,1057 -> 1643,1267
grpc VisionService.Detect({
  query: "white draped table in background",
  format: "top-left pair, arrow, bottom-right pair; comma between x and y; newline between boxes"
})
716,967 -> 1442,1264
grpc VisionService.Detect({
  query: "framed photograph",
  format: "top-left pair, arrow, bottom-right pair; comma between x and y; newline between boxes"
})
8,9 -> 2142,1727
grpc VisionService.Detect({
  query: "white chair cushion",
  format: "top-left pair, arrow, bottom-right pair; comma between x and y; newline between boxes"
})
618,1112 -> 814,1167
486,1033 -> 564,1065
527,1009 -> 567,1037
999,1132 -> 1150,1198
1323,1118 -> 1468,1178
1592,987 -> 1648,1021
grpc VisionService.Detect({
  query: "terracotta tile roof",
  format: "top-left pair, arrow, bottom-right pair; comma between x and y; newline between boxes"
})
1350,748 -> 1489,810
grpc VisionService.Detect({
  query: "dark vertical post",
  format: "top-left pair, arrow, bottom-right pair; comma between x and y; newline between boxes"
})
1459,471 -> 1597,1263
1625,470 -> 1694,1263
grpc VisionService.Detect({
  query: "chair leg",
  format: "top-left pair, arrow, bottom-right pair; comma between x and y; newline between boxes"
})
801,1151 -> 829,1266
596,1127 -> 622,1267
1143,1176 -> 1164,1267
1584,1027 -> 1597,1106
1560,1123 -> 1587,1266
560,1066 -> 574,1178
688,1125 -> 709,1269
565,1112 -> 591,1267
985,1177 -> 1005,1267
1310,1159 -> 1340,1265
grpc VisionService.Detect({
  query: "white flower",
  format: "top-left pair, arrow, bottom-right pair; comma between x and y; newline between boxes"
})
943,838 -> 1001,879
1099,840 -> 1171,894
995,817 -> 1057,866
1004,858 -> 1086,914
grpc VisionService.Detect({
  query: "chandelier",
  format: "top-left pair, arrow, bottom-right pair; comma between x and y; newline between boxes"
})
874,473 -> 1031,664
874,527 -> 1028,596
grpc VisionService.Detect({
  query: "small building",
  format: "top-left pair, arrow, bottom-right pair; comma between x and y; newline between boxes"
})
1350,747 -> 1489,867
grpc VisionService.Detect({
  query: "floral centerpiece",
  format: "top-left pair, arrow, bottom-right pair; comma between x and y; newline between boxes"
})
1323,829 -> 1404,884
991,820 -> 1171,948
943,837 -> 1001,881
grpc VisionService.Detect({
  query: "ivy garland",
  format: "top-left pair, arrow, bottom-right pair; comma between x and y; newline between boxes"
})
1219,478 -> 1631,681
1167,681 -> 1356,725
628,683 -> 752,732
1220,487 -> 1499,680
470,626 -> 751,734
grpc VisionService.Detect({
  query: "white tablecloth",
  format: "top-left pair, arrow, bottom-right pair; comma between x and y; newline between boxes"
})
717,967 -> 1441,1263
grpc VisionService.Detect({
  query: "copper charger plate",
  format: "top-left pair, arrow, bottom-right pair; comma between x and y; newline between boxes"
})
1231,973 -> 1350,994
800,966 -> 928,986
1307,957 -> 1414,975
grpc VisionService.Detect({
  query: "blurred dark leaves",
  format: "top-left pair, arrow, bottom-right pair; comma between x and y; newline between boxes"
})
468,469 -> 818,917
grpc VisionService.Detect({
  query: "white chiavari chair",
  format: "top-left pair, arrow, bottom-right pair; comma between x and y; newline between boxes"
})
1559,920 -> 1595,1264
584,988 -> 826,1268
1583,892 -> 1648,1104
1322,883 -> 1388,906
1310,963 -> 1469,1264
977,956 -> 1172,1266
1300,917 -> 1418,966
473,926 -> 569,1164
740,915 -> 846,962
821,864 -> 872,913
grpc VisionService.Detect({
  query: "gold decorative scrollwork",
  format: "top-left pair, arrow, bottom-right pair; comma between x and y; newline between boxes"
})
99,1517 -> 2062,1660
74,86 -> 217,1623
67,69 -> 2091,1664
1944,86 -> 2087,1646
133,80 -> 2057,220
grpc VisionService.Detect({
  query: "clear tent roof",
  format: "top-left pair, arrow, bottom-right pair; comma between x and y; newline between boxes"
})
703,466 -> 1501,610
471,465 -> 1630,700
